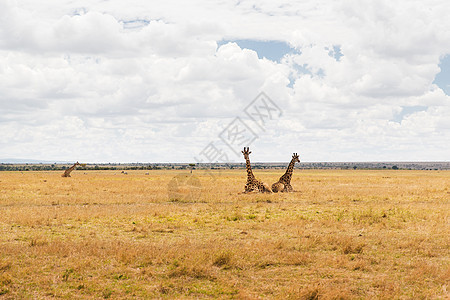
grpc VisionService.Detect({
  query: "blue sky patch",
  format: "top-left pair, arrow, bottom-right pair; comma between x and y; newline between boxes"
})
293,64 -> 312,76
218,39 -> 298,62
392,106 -> 428,123
287,64 -> 325,88
121,19 -> 151,30
433,54 -> 450,95
326,45 -> 343,61
287,64 -> 311,88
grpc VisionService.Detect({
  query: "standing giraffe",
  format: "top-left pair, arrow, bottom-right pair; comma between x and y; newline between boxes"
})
61,162 -> 81,177
242,147 -> 272,193
271,153 -> 300,192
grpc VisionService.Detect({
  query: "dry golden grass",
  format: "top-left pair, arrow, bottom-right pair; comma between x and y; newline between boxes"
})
0,169 -> 449,299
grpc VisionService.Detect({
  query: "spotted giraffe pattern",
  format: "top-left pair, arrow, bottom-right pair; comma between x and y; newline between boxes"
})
242,147 -> 272,193
272,153 -> 300,193
61,161 -> 81,177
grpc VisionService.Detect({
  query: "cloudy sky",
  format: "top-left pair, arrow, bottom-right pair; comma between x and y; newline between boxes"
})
1,0 -> 449,163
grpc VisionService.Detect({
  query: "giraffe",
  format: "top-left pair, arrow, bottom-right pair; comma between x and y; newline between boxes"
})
242,147 -> 272,193
271,153 -> 300,193
61,162 -> 81,177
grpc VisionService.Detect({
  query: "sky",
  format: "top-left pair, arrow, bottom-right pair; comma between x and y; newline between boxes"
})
0,0 -> 449,163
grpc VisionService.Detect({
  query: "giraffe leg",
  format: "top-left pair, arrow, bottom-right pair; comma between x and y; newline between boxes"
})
256,181 -> 272,193
285,184 -> 293,192
271,182 -> 284,193
244,183 -> 256,193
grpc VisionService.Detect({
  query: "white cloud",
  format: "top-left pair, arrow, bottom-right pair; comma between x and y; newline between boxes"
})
0,0 -> 449,162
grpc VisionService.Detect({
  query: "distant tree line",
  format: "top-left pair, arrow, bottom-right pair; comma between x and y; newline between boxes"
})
0,165 -> 163,171
0,162 -> 447,171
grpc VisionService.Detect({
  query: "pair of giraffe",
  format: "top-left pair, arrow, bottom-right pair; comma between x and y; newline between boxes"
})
242,147 -> 300,193
62,150 -> 299,194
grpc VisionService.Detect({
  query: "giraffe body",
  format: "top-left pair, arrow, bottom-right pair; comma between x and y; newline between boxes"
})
272,153 -> 300,193
61,162 -> 81,177
242,147 -> 272,193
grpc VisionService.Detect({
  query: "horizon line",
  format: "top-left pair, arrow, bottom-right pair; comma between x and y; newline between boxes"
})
1,160 -> 449,164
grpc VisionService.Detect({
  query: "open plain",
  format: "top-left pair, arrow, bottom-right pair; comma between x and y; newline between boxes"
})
0,169 -> 449,299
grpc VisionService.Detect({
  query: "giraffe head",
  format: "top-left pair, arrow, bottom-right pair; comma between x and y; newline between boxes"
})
292,153 -> 300,163
242,147 -> 251,158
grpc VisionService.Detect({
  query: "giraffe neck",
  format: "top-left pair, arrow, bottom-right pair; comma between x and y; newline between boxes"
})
282,158 -> 296,182
244,156 -> 255,182
69,163 -> 78,171
65,163 -> 78,175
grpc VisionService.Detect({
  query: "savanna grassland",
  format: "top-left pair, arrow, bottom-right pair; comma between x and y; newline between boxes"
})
0,169 -> 449,299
